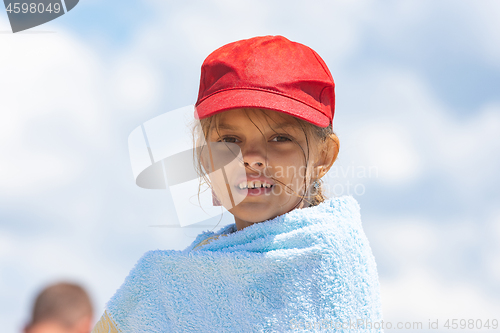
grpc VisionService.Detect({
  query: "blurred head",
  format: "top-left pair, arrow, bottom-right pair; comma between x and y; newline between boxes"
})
24,282 -> 93,333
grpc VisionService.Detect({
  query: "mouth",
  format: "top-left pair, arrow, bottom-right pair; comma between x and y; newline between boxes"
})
236,180 -> 274,190
233,178 -> 275,196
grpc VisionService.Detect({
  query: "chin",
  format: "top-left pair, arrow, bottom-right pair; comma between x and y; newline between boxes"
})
229,207 -> 277,224
230,196 -> 301,224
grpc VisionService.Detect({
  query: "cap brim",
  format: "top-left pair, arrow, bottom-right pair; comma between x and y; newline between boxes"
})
195,89 -> 331,128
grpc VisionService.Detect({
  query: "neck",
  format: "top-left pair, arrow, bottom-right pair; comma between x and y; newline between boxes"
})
234,217 -> 255,231
234,199 -> 311,231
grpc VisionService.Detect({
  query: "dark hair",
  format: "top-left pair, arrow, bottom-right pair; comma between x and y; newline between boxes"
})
193,108 -> 337,209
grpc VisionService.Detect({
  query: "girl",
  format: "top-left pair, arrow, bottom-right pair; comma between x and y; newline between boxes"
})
93,36 -> 383,332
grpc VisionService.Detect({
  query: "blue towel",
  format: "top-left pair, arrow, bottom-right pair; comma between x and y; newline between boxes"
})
103,196 -> 383,332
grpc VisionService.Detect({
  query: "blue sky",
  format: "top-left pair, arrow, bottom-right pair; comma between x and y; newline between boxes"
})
1,0 -> 500,331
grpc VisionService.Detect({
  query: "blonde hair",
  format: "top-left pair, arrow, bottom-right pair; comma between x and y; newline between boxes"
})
193,109 -> 337,208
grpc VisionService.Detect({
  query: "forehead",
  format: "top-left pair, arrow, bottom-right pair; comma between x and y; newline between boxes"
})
215,108 -> 301,130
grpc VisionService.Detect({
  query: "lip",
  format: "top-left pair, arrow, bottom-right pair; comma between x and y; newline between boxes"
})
234,176 -> 275,187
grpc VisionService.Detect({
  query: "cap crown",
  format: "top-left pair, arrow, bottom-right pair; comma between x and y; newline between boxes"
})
195,36 -> 335,128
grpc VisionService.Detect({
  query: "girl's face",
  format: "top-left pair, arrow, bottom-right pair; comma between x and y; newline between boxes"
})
205,108 -> 321,230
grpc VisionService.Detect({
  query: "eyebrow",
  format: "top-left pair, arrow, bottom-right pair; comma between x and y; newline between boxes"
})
216,123 -> 239,131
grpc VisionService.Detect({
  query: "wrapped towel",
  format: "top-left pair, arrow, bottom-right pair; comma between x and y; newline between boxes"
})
93,196 -> 383,332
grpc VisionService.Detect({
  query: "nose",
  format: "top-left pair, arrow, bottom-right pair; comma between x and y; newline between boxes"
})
245,160 -> 264,169
241,145 -> 267,171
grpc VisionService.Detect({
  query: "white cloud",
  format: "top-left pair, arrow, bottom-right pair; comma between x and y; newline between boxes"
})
0,31 -> 110,195
0,27 -> 166,330
358,0 -> 500,72
458,0 -> 500,70
109,55 -> 161,112
2,1 -> 500,332
484,211 -> 500,283
356,122 -> 423,185
433,103 -> 500,188
372,218 -> 500,324
137,0 -> 376,71
0,10 -> 9,30
375,218 -> 438,262
335,65 -> 500,194
381,267 -> 500,323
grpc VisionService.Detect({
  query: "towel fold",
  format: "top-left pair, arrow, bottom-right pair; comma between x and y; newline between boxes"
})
101,196 -> 383,332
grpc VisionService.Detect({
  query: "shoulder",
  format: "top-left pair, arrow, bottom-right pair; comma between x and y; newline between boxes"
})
92,310 -> 120,333
184,223 -> 237,252
191,234 -> 223,251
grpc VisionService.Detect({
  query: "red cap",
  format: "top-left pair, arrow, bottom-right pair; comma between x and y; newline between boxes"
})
195,36 -> 335,128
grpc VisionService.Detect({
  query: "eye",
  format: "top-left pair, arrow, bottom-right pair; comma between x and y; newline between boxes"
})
271,135 -> 292,142
217,136 -> 240,143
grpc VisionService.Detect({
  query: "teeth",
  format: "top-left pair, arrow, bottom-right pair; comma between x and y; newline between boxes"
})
237,181 -> 272,189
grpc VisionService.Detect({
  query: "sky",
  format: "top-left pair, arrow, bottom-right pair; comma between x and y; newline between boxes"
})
1,0 -> 500,332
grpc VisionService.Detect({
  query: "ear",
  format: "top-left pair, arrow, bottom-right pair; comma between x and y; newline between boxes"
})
313,133 -> 339,179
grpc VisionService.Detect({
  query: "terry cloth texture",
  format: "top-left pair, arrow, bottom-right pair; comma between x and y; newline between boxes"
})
101,196 -> 383,332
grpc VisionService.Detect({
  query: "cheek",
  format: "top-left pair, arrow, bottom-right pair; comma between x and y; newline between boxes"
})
269,150 -> 308,184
